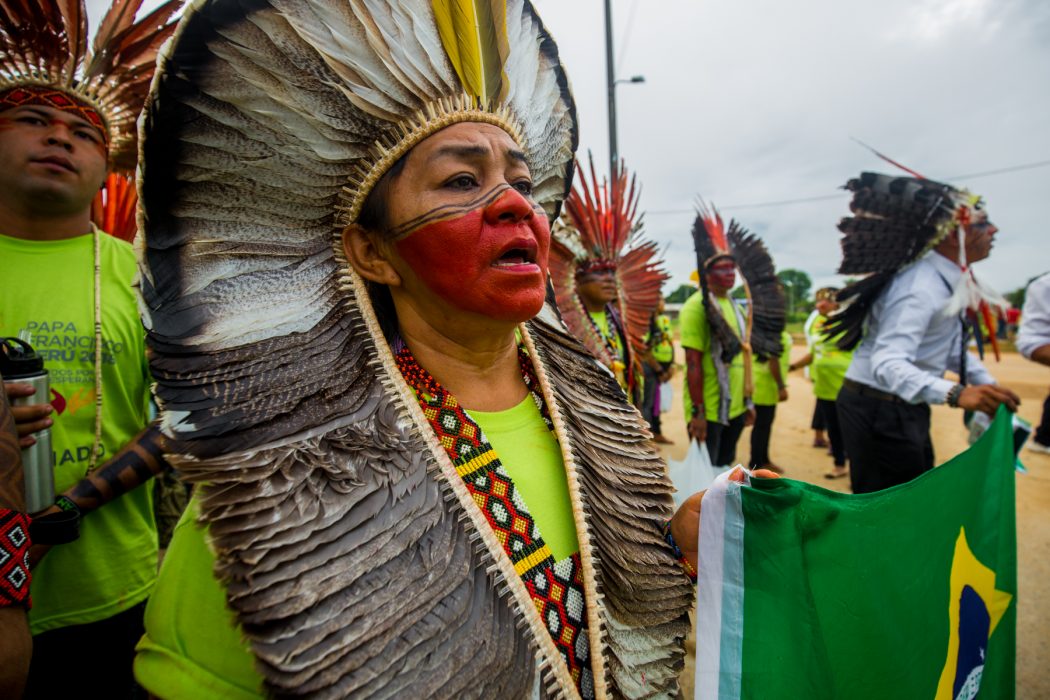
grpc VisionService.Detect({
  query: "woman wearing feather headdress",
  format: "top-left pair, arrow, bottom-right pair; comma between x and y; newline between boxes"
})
830,172 -> 1020,493
0,1 -> 180,696
132,1 -> 701,697
681,205 -> 786,467
549,155 -> 668,409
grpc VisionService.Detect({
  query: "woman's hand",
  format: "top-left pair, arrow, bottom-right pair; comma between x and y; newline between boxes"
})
670,467 -> 781,571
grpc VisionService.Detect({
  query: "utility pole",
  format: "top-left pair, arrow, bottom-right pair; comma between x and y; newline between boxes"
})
604,0 -> 618,181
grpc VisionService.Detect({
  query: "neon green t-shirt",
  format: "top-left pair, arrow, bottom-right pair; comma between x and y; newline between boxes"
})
134,395 -> 577,696
0,232 -> 156,633
679,291 -> 745,422
135,498 -> 263,700
468,394 -> 578,560
589,309 -> 624,364
649,314 -> 674,364
752,330 -> 793,407
808,315 -> 853,401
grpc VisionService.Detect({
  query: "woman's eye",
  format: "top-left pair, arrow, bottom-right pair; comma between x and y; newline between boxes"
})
512,180 -> 533,196
16,115 -> 45,126
75,130 -> 101,144
447,175 -> 477,190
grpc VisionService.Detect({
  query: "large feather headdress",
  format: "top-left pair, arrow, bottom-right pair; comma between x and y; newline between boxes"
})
690,202 -> 785,362
550,155 -> 668,389
137,1 -> 690,697
826,172 -> 1004,352
0,0 -> 182,172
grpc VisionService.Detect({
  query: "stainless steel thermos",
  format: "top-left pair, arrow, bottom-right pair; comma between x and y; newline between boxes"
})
1,337 -> 55,513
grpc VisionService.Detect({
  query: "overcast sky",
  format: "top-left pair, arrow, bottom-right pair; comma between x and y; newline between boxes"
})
90,0 -> 1050,295
533,0 -> 1050,295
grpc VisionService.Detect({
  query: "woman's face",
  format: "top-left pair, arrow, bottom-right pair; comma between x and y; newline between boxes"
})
379,122 -> 550,323
576,269 -> 618,307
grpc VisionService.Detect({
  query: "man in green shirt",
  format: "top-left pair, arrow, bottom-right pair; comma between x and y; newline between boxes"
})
681,260 -> 752,465
683,205 -> 785,466
0,2 -> 179,695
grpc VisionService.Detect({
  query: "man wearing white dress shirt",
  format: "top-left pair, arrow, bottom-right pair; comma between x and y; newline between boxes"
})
1017,272 -> 1050,453
827,172 -> 1020,494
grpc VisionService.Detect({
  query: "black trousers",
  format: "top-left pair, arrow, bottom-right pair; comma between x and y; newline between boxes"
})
1035,391 -> 1050,447
704,413 -> 747,466
837,384 -> 933,494
811,402 -> 826,431
750,404 -> 776,467
817,398 -> 846,467
642,363 -> 659,434
25,601 -> 147,699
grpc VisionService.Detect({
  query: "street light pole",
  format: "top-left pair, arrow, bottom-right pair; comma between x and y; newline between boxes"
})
604,0 -> 618,181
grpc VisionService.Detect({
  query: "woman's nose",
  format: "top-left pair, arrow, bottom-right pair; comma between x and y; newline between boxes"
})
483,187 -> 534,225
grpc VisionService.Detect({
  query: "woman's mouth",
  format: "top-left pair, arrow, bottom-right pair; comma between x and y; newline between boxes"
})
493,240 -> 540,270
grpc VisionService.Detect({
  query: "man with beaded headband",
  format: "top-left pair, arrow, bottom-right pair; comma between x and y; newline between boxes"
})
549,155 -> 668,408
681,204 -> 786,467
131,1 -> 709,697
0,0 -> 180,695
828,171 -> 1020,494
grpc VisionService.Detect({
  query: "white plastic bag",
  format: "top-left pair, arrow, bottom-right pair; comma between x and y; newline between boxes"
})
666,440 -> 717,508
658,380 -> 673,414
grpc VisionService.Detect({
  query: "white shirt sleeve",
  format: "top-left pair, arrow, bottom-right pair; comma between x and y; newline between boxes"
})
947,350 -> 997,388
869,286 -> 956,404
1017,275 -> 1050,359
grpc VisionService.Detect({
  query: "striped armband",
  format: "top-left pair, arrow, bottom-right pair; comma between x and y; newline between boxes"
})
0,509 -> 31,608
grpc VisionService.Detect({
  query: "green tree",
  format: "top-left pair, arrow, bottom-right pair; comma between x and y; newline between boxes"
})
777,268 -> 812,318
665,283 -> 696,304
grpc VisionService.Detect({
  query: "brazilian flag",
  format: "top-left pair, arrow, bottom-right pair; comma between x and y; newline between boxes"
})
695,408 -> 1016,699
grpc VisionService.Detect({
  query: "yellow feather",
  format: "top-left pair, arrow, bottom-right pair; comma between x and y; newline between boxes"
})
432,0 -> 509,105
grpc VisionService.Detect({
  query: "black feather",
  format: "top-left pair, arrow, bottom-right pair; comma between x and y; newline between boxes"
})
829,172 -> 966,349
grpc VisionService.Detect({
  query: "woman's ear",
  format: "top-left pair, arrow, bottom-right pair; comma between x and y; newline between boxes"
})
342,224 -> 402,287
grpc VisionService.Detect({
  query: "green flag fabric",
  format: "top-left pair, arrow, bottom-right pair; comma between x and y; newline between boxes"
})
695,407 -> 1017,699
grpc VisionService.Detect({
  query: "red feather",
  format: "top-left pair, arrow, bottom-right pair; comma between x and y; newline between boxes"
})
91,173 -> 138,242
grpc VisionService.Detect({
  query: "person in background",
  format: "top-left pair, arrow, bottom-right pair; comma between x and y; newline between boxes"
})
0,1 -> 180,695
682,204 -> 785,466
549,157 -> 667,408
643,296 -> 676,444
802,302 -> 830,448
750,328 -> 792,473
829,172 -> 1020,493
790,287 -> 853,479
1017,272 -> 1050,453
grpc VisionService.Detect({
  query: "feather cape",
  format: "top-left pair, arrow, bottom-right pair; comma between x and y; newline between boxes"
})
138,0 -> 689,697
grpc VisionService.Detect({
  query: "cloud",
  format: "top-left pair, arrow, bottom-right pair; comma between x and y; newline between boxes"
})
532,0 -> 1050,294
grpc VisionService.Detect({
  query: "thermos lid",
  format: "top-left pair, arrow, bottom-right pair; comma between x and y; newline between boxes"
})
0,337 -> 44,379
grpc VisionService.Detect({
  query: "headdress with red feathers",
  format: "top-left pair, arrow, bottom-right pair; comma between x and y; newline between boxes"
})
0,0 -> 180,239
550,155 -> 668,395
0,0 -> 183,172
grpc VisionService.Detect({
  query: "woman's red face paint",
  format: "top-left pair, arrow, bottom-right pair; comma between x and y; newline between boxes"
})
394,187 -> 551,322
707,258 -> 737,292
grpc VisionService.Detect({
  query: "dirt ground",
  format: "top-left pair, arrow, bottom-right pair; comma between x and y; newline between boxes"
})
656,345 -> 1049,697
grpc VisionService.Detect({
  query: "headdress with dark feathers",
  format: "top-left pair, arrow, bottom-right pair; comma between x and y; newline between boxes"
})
691,203 -> 786,363
0,0 -> 183,172
825,172 -> 985,350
